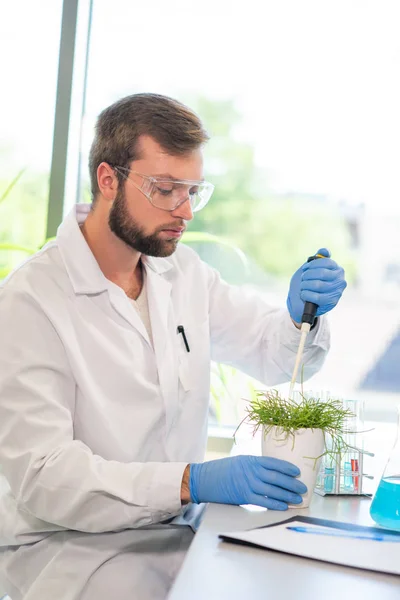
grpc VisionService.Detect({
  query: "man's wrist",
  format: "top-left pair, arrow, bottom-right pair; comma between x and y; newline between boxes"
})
181,464 -> 191,504
291,317 -> 301,330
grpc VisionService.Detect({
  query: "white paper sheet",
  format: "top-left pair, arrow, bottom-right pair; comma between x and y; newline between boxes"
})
220,519 -> 400,576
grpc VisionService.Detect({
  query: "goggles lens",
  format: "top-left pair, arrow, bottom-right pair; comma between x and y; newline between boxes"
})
151,180 -> 214,212
114,166 -> 214,212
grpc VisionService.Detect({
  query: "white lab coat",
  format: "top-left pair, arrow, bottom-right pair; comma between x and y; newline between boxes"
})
0,203 -> 329,548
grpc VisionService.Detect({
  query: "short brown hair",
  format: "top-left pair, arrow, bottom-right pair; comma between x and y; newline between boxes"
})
88,93 -> 209,201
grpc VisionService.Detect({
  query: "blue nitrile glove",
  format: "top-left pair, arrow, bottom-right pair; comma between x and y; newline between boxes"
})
287,247 -> 347,324
189,455 -> 307,510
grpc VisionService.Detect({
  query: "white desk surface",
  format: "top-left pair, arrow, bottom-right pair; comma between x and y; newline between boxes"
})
167,495 -> 400,600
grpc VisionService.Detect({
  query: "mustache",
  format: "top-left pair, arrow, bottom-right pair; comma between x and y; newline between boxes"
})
157,222 -> 186,231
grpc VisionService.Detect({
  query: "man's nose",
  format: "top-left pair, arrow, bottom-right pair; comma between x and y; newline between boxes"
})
171,197 -> 194,222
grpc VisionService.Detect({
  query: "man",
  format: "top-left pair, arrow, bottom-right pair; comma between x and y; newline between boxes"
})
0,93 -> 346,598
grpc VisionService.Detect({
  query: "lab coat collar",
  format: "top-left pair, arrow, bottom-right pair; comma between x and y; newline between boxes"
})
143,255 -> 174,276
56,203 -> 174,296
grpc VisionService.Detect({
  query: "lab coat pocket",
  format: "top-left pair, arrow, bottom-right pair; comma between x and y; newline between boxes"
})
178,357 -> 192,392
177,319 -> 210,393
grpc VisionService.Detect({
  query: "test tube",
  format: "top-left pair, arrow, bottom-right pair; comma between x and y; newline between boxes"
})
324,467 -> 335,493
344,461 -> 354,491
351,458 -> 359,493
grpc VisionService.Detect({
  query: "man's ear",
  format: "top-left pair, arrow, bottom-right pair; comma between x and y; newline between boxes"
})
97,162 -> 119,203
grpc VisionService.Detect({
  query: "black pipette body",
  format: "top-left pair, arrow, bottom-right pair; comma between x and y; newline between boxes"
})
301,255 -> 321,326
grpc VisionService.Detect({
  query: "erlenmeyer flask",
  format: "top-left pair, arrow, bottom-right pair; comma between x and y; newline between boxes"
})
370,405 -> 400,530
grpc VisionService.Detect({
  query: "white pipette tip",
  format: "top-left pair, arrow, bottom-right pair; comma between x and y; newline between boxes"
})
300,322 -> 312,334
289,322 -> 312,399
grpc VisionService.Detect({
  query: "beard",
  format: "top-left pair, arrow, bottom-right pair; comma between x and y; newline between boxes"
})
108,188 -> 181,257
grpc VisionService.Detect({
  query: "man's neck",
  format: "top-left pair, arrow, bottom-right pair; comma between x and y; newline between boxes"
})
125,261 -> 143,301
80,210 -> 143,299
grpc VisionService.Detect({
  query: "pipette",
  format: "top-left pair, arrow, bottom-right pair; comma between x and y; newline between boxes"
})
288,253 -> 325,399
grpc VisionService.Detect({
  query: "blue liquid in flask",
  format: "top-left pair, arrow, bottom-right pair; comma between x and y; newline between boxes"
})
370,476 -> 400,531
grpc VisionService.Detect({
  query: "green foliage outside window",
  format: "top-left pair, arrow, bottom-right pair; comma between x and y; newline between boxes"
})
186,96 -> 356,282
0,163 -> 48,277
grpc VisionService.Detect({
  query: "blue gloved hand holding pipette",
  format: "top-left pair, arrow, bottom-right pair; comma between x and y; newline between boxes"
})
287,247 -> 347,325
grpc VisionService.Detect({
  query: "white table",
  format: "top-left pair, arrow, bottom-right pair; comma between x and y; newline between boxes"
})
167,495 -> 400,600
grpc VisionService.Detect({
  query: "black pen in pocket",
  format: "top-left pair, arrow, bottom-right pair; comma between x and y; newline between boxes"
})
177,325 -> 190,352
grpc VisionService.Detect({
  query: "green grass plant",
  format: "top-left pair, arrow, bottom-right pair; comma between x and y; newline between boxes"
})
234,389 -> 360,463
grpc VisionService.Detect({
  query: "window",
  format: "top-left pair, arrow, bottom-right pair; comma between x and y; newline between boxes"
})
0,0 -> 397,507
0,1 -> 63,275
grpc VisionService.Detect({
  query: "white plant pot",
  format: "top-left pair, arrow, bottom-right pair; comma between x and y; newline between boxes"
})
261,426 -> 325,508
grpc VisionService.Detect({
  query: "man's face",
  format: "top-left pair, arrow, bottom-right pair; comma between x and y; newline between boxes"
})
108,135 -> 203,257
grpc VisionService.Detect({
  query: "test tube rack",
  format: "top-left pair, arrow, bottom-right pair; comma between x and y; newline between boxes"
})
314,397 -> 374,497
314,447 -> 375,496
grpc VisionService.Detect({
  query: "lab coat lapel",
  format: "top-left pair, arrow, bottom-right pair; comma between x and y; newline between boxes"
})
57,207 -> 152,346
145,267 -> 171,359
145,264 -> 179,432
108,283 -> 151,347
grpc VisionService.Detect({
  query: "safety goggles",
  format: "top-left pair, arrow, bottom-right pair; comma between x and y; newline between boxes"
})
113,166 -> 214,212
